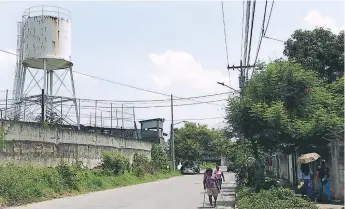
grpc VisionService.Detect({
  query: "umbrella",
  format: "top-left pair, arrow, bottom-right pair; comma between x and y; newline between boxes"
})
297,152 -> 320,164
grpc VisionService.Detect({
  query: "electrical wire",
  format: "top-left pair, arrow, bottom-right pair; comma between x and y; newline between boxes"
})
252,0 -> 274,76
0,49 -> 226,106
240,0 -> 245,58
159,117 -> 224,121
252,0 -> 268,76
242,0 -> 251,66
73,71 -> 170,97
245,0 -> 257,79
59,98 -> 227,109
71,92 -> 230,104
221,1 -> 230,68
264,0 -> 275,36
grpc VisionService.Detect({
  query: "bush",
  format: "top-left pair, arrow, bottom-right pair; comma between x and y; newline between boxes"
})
151,144 -> 171,172
237,187 -> 317,209
235,157 -> 265,191
56,161 -> 81,190
101,150 -> 130,175
132,152 -> 151,177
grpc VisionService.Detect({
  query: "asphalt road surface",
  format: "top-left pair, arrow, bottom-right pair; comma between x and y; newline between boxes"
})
9,169 -> 236,209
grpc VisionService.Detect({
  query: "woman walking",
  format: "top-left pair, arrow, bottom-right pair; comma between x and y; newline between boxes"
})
300,163 -> 313,200
214,165 -> 225,190
203,168 -> 220,207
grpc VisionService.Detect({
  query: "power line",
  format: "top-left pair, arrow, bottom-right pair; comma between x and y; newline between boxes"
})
263,35 -> 284,43
252,0 -> 268,75
73,92 -> 230,104
221,1 -> 230,68
242,0 -> 251,65
74,71 -> 224,106
165,117 -> 225,121
0,49 -> 224,106
252,0 -> 275,76
240,0 -> 245,57
74,71 -> 170,97
264,0 -> 275,36
245,0 -> 257,79
60,98 -> 227,109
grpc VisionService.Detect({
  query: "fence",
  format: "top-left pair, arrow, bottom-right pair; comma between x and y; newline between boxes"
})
0,89 -> 138,130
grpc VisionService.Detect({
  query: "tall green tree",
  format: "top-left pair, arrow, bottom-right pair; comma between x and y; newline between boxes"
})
284,27 -> 344,83
174,122 -> 223,163
227,60 -> 343,156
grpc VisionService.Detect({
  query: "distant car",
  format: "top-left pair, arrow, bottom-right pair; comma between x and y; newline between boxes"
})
181,166 -> 197,174
180,162 -> 200,175
227,164 -> 236,172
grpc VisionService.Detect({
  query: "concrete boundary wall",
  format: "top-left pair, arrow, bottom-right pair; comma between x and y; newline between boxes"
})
0,121 -> 153,168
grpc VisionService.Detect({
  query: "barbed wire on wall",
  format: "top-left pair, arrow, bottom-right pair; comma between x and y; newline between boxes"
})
0,90 -> 230,130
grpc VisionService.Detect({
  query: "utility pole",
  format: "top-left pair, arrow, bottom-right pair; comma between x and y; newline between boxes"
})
227,60 -> 255,94
4,89 -> 8,120
110,103 -> 113,129
116,109 -> 118,128
41,89 -> 45,123
170,94 -> 175,170
121,104 -> 124,128
94,100 -> 97,127
89,112 -> 91,126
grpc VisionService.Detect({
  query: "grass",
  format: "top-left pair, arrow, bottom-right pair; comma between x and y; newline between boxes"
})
200,162 -> 217,169
0,163 -> 180,207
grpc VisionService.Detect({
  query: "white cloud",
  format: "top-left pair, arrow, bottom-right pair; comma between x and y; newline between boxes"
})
148,50 -> 234,94
146,50 -> 231,129
304,10 -> 344,34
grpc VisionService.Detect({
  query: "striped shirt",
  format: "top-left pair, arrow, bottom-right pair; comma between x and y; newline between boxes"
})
204,174 -> 217,189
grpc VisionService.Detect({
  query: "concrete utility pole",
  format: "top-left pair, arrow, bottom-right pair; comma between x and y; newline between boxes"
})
227,60 -> 255,94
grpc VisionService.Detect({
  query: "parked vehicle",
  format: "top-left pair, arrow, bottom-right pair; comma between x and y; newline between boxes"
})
181,166 -> 196,174
180,161 -> 200,175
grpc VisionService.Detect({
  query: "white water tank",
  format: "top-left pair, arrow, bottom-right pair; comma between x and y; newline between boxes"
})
21,6 -> 72,70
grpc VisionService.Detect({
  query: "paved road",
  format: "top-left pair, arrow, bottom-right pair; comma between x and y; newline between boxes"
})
9,169 -> 236,209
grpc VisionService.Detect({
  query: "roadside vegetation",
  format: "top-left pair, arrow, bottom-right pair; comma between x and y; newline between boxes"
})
219,27 -> 344,209
0,144 -> 179,207
237,187 -> 317,209
200,162 -> 217,169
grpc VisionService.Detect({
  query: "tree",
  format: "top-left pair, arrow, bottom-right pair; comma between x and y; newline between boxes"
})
284,27 -> 344,83
175,137 -> 203,163
174,122 -> 223,163
227,60 -> 343,156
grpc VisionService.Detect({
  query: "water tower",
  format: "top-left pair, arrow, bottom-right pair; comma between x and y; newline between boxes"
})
11,5 -> 79,128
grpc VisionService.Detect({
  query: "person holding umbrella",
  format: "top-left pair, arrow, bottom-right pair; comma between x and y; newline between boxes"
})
300,163 -> 313,200
297,152 -> 321,200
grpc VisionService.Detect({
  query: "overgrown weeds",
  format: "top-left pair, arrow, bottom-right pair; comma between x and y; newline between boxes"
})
236,187 -> 317,209
0,145 -> 179,206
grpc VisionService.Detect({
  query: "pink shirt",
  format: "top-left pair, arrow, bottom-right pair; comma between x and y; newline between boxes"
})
214,169 -> 222,179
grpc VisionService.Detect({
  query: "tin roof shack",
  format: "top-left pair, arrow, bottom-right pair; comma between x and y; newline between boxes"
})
139,118 -> 165,144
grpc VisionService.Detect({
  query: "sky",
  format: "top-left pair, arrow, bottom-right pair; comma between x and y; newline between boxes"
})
0,0 -> 344,137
